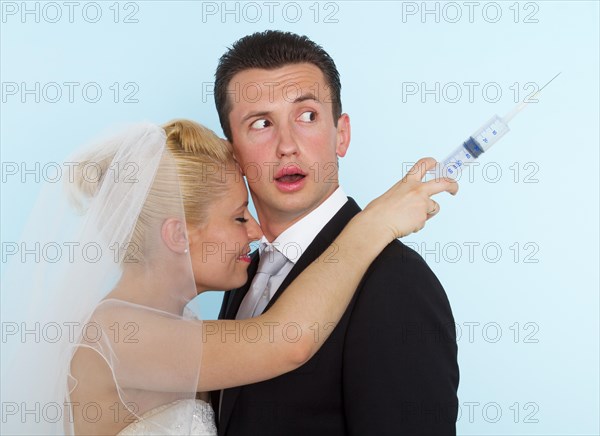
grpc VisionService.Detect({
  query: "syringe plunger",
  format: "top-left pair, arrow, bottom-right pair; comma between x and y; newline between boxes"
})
435,115 -> 510,179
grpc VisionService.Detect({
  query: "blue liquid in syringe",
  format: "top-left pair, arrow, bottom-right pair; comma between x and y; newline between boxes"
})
438,114 -> 509,178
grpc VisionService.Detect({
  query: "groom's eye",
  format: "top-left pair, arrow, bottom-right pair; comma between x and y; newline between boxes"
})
236,217 -> 249,223
298,111 -> 316,122
250,119 -> 271,130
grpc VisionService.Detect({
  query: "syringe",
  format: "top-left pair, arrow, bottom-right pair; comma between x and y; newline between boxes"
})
435,73 -> 560,179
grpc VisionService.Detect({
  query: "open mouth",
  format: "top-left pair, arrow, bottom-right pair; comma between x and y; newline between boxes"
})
275,165 -> 307,184
276,174 -> 306,183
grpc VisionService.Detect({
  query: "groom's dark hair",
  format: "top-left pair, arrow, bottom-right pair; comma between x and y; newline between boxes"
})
214,30 -> 342,142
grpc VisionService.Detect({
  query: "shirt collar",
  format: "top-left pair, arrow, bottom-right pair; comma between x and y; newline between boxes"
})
258,187 -> 348,263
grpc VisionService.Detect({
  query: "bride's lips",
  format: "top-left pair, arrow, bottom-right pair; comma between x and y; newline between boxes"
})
274,165 -> 307,193
238,248 -> 251,263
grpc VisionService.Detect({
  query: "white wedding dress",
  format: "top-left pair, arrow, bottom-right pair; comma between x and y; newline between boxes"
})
117,399 -> 217,435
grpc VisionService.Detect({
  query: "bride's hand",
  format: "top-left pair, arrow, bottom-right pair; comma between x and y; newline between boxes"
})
361,157 -> 458,241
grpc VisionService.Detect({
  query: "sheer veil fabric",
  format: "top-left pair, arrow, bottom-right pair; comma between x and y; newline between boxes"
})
1,123 -> 204,435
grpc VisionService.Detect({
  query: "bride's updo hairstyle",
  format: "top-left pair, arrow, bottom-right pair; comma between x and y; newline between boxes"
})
70,119 -> 236,264
161,119 -> 235,227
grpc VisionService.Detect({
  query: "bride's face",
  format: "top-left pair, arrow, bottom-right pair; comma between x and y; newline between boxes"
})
188,169 -> 262,291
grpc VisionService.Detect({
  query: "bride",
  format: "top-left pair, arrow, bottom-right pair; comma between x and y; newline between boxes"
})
0,119 -> 457,435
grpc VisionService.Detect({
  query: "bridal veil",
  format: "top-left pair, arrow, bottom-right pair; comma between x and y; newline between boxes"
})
1,123 -> 206,434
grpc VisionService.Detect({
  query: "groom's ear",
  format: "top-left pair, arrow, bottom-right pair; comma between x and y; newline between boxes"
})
232,155 -> 245,176
335,113 -> 351,158
161,218 -> 188,254
225,139 -> 246,176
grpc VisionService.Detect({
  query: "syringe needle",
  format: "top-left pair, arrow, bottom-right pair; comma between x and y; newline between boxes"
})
538,72 -> 562,94
502,72 -> 561,123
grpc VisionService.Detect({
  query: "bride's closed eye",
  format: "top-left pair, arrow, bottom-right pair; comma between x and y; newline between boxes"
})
236,217 -> 249,223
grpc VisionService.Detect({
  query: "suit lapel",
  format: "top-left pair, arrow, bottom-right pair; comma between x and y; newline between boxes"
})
218,198 -> 361,434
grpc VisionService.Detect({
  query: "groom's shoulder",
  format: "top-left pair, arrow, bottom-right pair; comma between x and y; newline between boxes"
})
355,239 -> 451,309
336,197 -> 444,293
379,238 -> 426,265
368,239 -> 439,282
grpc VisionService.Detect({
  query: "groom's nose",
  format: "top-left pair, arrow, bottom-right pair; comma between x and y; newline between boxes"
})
275,124 -> 300,158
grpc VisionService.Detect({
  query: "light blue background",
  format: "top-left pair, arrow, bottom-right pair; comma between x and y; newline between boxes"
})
1,1 -> 598,434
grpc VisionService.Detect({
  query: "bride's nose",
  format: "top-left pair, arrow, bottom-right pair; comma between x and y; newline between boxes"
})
246,214 -> 263,241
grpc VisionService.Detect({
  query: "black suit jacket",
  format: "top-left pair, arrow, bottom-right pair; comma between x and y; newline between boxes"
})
212,198 -> 459,435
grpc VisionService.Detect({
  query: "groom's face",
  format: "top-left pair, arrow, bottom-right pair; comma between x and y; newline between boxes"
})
227,63 -> 350,225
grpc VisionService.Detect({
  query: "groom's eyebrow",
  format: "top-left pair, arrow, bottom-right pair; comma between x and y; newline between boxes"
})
241,111 -> 269,123
240,93 -> 322,123
293,92 -> 320,104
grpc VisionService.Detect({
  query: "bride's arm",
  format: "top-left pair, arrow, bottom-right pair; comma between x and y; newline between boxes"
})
198,212 -> 399,390
99,158 -> 457,393
198,158 -> 457,391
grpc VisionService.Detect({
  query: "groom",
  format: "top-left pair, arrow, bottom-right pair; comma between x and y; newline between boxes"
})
211,30 -> 458,435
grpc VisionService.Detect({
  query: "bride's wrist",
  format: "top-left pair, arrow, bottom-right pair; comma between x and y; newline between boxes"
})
345,212 -> 395,252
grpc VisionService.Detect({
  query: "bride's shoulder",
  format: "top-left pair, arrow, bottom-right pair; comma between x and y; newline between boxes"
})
94,297 -> 190,318
82,298 -> 198,352
90,298 -> 181,327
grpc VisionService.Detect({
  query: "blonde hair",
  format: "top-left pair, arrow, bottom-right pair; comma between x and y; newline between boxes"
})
161,119 -> 235,226
71,119 -> 235,263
